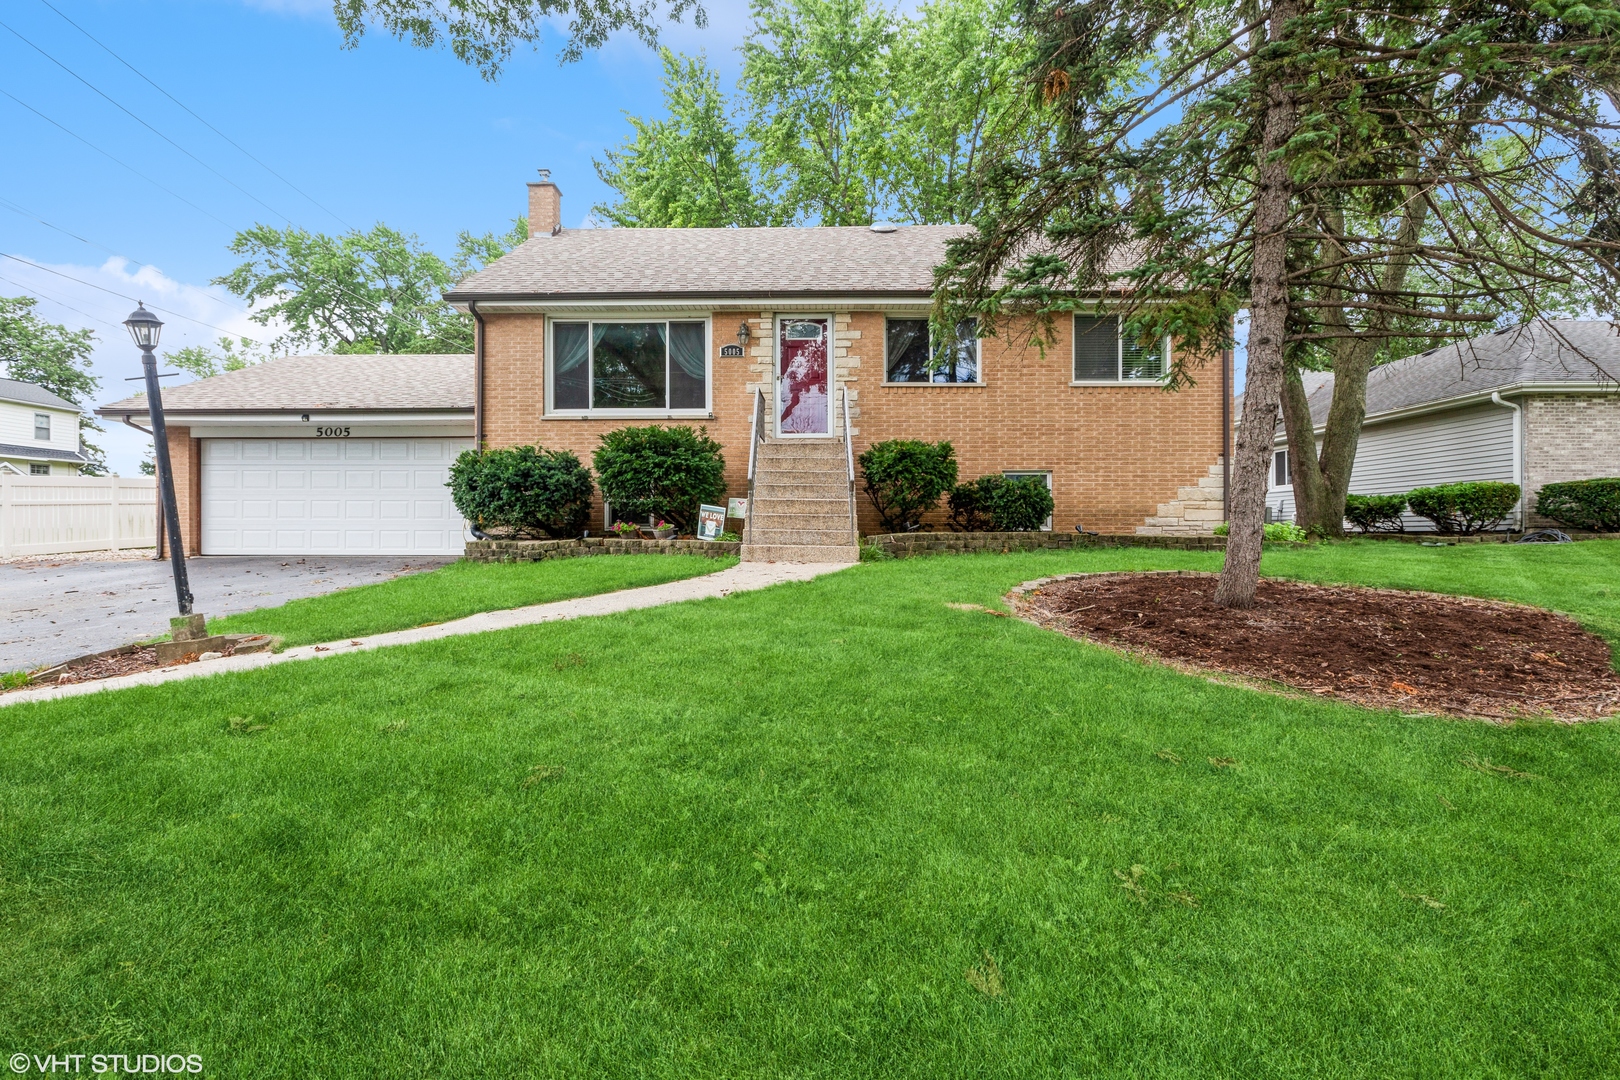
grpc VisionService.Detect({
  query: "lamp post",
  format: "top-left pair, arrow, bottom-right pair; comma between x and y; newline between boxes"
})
124,303 -> 193,616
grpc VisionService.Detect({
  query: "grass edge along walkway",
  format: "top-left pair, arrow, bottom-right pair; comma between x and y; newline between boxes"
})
0,561 -> 849,709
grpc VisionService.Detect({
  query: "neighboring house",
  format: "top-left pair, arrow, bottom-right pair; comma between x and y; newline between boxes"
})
93,172 -> 1233,558
97,355 -> 472,556
1263,320 -> 1620,530
0,377 -> 87,476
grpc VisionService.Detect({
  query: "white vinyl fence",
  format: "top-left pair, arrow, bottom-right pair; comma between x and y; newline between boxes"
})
0,475 -> 157,557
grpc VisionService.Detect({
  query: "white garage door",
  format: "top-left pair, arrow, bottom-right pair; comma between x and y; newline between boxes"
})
201,438 -> 472,555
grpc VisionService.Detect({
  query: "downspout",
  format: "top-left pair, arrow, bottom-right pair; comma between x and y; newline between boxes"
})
122,413 -> 165,562
467,301 -> 491,541
1490,391 -> 1523,531
1221,346 -> 1232,522
470,301 -> 485,453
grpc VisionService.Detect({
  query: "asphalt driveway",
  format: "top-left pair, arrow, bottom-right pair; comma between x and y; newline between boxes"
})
0,555 -> 454,673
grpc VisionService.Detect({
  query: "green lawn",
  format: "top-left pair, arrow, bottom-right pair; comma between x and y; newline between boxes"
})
3,542 -> 1618,1078
206,553 -> 737,647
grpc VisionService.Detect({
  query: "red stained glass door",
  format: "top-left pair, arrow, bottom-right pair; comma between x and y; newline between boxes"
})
777,317 -> 830,436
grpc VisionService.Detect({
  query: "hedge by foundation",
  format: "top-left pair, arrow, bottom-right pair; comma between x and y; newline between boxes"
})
465,537 -> 742,562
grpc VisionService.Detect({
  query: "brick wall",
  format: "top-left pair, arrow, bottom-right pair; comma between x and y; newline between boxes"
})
479,309 -> 1229,536
157,424 -> 202,556
1524,393 -> 1620,524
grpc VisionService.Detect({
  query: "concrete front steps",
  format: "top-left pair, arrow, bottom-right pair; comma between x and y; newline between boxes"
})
1136,459 -> 1227,537
742,437 -> 860,563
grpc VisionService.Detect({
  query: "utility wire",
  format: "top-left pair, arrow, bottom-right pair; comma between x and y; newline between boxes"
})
0,16 -> 297,228
0,251 -> 269,346
0,271 -> 125,331
0,194 -> 252,317
0,88 -> 232,228
33,0 -> 354,231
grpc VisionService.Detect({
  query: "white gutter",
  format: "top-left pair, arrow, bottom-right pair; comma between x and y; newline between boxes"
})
1490,391 -> 1524,529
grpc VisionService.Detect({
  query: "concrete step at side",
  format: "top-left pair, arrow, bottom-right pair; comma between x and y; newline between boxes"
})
755,481 -> 850,498
741,542 -> 859,564
751,527 -> 855,545
750,496 -> 849,515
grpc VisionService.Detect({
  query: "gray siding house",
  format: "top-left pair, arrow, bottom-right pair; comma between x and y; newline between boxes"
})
1265,320 -> 1620,530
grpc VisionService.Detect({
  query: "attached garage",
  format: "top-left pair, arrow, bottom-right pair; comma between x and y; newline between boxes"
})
201,437 -> 471,555
98,354 -> 474,557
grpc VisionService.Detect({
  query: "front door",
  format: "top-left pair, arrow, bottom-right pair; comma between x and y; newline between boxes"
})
777,317 -> 830,436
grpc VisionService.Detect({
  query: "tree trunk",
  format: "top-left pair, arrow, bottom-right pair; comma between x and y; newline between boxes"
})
1215,0 -> 1298,609
1279,364 -> 1328,529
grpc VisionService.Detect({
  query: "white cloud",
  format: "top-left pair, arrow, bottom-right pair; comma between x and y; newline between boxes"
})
0,255 -> 269,476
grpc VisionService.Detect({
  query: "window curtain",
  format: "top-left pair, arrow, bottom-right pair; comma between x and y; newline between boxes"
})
554,323 -> 588,373
669,323 -> 706,380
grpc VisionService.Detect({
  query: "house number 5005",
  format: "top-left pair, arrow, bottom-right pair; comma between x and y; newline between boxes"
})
314,426 -> 351,437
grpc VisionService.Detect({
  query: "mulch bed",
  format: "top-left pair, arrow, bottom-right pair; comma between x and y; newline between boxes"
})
1012,571 -> 1620,722
4,642 -> 243,694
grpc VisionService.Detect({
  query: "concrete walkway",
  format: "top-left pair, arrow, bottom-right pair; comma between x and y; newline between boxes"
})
0,560 -> 850,709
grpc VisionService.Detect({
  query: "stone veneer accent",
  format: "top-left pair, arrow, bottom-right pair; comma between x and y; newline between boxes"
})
1524,393 -> 1620,525
466,537 -> 741,561
869,531 -> 1225,558
1136,458 -> 1226,536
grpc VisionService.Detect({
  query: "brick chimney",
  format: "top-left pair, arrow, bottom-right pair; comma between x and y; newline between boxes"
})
528,169 -> 562,235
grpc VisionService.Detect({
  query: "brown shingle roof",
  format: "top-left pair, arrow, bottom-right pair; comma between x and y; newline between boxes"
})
97,353 -> 472,414
445,224 -> 976,300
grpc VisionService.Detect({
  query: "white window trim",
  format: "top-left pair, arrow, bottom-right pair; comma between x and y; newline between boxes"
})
774,313 -> 836,439
1271,448 -> 1291,489
1070,314 -> 1172,386
881,315 -> 985,386
545,315 -> 713,418
30,462 -> 51,475
1001,469 -> 1054,531
34,413 -> 51,440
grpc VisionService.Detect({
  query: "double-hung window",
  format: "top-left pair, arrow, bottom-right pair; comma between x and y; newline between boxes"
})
885,317 -> 980,384
1072,315 -> 1168,383
550,320 -> 708,412
34,413 -> 50,440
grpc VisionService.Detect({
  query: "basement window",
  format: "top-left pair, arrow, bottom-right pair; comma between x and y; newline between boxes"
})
549,320 -> 709,414
884,318 -> 981,384
1072,316 -> 1169,383
1002,470 -> 1054,531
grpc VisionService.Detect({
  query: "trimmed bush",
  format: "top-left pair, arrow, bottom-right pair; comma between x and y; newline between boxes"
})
1405,481 -> 1520,534
946,475 -> 1055,532
859,440 -> 958,531
447,446 -> 594,538
1343,493 -> 1408,533
989,476 -> 1054,531
593,425 -> 727,534
1534,477 -> 1620,531
947,477 -> 997,531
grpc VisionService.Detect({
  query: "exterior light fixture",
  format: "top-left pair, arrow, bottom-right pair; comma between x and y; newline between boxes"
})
124,303 -> 194,617
736,321 -> 751,347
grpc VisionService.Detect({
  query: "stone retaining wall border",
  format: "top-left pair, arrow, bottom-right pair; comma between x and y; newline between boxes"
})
867,531 -> 1227,557
465,538 -> 742,562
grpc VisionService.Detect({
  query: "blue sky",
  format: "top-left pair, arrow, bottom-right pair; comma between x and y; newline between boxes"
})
3,0 -> 1246,475
1,0 -> 760,473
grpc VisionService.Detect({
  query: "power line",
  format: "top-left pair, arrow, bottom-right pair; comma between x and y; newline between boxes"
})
0,16 -> 297,228
0,194 -> 251,317
0,88 -> 232,228
32,0 -> 354,232
0,271 -> 125,331
0,251 -> 269,346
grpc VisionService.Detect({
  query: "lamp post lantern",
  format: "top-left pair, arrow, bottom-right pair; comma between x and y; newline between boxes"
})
124,303 -> 193,616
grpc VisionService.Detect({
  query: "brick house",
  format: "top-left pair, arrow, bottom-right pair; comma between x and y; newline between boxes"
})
446,173 -> 1232,560
1263,320 -> 1620,530
95,173 -> 1232,559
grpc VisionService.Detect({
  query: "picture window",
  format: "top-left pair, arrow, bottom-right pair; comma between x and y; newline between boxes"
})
551,320 -> 708,412
885,318 -> 980,383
